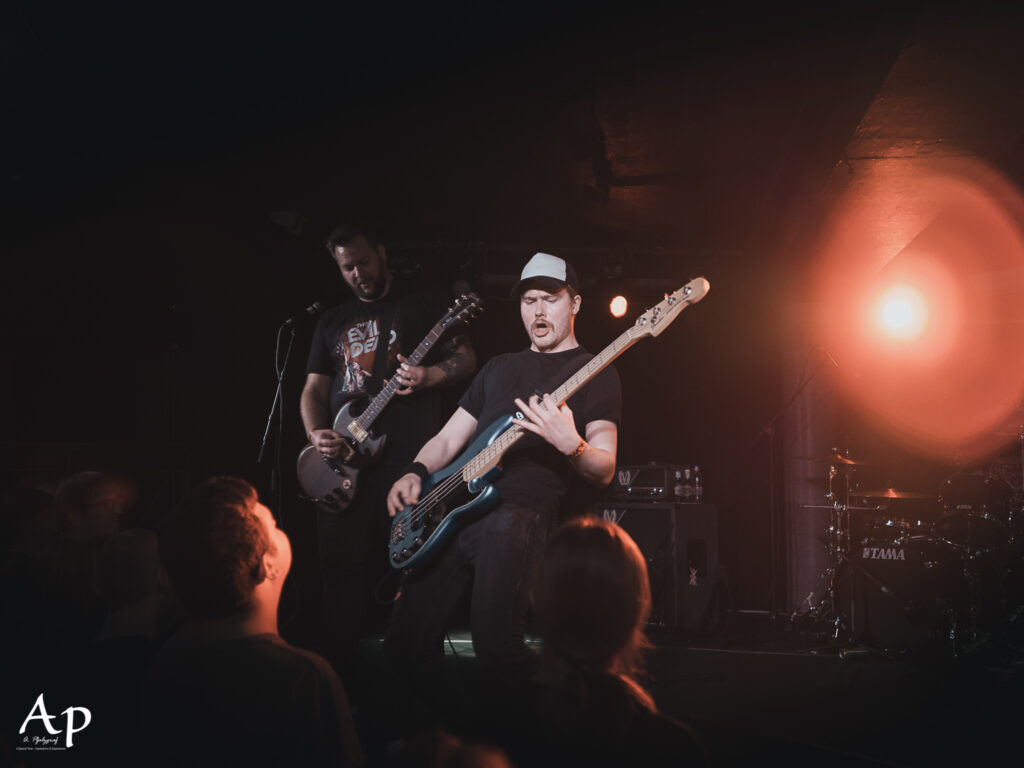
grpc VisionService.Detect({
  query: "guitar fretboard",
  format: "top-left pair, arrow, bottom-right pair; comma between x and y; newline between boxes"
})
354,324 -> 445,431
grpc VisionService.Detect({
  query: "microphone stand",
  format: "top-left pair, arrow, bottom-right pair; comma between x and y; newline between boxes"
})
257,322 -> 299,517
749,346 -> 836,627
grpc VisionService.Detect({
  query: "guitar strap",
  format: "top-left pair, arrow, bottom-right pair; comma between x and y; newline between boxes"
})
369,299 -> 399,396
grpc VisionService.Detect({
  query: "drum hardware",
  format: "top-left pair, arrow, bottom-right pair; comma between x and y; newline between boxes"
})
937,472 -> 1014,554
793,448 -> 876,636
865,515 -> 932,545
796,452 -> 874,466
797,448 -> 1017,658
854,488 -> 937,500
830,466 -> 1024,658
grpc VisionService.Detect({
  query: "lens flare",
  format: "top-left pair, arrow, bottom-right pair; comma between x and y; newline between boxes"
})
813,159 -> 1024,462
874,284 -> 928,341
609,296 -> 628,318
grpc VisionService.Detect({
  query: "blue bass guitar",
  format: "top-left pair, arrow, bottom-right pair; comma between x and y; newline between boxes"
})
389,277 -> 710,570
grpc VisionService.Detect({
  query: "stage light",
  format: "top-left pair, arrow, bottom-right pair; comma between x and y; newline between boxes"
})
874,284 -> 928,341
813,158 -> 1024,463
609,295 -> 628,317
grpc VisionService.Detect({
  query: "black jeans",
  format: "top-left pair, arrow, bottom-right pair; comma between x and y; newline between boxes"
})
382,501 -> 549,731
315,462 -> 399,697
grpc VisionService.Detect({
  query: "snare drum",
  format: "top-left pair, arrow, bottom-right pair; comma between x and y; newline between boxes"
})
864,515 -> 932,545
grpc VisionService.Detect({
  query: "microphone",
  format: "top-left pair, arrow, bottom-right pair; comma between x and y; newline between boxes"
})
283,301 -> 323,326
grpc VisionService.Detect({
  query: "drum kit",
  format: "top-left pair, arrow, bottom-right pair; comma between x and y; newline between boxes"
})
799,445 -> 1024,659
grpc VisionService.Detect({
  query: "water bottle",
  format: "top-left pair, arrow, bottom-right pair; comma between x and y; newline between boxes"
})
681,467 -> 695,502
693,465 -> 704,503
672,469 -> 685,502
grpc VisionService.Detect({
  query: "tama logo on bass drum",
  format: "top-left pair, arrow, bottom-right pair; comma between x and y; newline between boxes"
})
862,546 -> 906,561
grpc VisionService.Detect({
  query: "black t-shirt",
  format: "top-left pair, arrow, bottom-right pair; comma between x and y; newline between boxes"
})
144,633 -> 363,767
458,346 -> 621,516
306,275 -> 454,464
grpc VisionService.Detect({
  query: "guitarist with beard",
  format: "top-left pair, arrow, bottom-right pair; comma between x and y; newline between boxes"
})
300,220 -> 475,708
383,253 -> 621,736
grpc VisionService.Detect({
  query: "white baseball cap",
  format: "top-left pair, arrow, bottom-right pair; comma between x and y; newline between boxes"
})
510,252 -> 581,296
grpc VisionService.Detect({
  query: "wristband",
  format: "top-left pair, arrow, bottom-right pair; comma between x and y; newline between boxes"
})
403,461 -> 430,481
567,439 -> 587,458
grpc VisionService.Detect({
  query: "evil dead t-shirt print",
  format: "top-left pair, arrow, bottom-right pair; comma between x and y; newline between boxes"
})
335,315 -> 398,396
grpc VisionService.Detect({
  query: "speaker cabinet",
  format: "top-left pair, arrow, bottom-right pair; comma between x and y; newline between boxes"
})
595,501 -> 719,629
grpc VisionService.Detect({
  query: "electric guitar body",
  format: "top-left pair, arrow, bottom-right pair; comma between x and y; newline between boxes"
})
295,397 -> 387,513
297,293 -> 482,513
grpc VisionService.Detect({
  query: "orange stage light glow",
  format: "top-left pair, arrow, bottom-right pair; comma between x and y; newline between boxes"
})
812,160 -> 1024,463
609,296 -> 628,318
874,284 -> 928,341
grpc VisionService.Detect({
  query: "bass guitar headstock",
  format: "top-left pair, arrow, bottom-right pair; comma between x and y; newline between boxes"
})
630,277 -> 710,339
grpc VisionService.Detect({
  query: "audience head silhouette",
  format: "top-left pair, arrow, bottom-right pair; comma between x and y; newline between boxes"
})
146,478 -> 362,766
534,516 -> 651,678
159,476 -> 291,623
53,470 -> 128,544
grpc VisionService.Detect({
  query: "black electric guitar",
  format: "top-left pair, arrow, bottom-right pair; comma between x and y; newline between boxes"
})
389,276 -> 710,570
297,293 -> 482,513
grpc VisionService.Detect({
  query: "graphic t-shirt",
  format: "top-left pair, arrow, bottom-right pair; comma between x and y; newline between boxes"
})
306,275 -> 456,463
334,315 -> 398,396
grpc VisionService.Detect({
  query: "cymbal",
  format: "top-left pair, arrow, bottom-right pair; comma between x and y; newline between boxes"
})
801,504 -> 881,511
805,476 -> 866,489
794,452 -> 871,466
853,488 -> 936,500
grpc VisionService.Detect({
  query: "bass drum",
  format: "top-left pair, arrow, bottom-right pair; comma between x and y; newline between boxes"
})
836,536 -> 966,658
936,472 -> 1012,552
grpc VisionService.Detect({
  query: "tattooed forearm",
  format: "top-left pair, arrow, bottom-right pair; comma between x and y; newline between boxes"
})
433,335 -> 475,386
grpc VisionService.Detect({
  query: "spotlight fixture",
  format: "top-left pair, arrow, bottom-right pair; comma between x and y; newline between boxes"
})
609,295 -> 628,318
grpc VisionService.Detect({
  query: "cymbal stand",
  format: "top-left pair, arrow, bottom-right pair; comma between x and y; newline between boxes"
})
797,453 -> 855,634
822,455 -> 854,638
802,449 -> 886,645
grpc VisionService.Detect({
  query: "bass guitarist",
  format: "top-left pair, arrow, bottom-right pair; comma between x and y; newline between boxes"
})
383,252 -> 621,733
300,220 -> 475,704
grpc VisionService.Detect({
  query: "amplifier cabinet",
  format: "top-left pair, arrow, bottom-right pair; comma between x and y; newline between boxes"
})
594,501 -> 719,629
611,463 -> 684,501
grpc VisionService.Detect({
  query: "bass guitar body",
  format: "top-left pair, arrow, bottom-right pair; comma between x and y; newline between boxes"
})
388,414 -> 515,569
296,397 -> 386,513
386,275 -> 711,570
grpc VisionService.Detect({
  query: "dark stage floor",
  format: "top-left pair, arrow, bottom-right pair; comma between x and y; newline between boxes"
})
645,628 -> 1024,767
360,615 -> 1024,768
